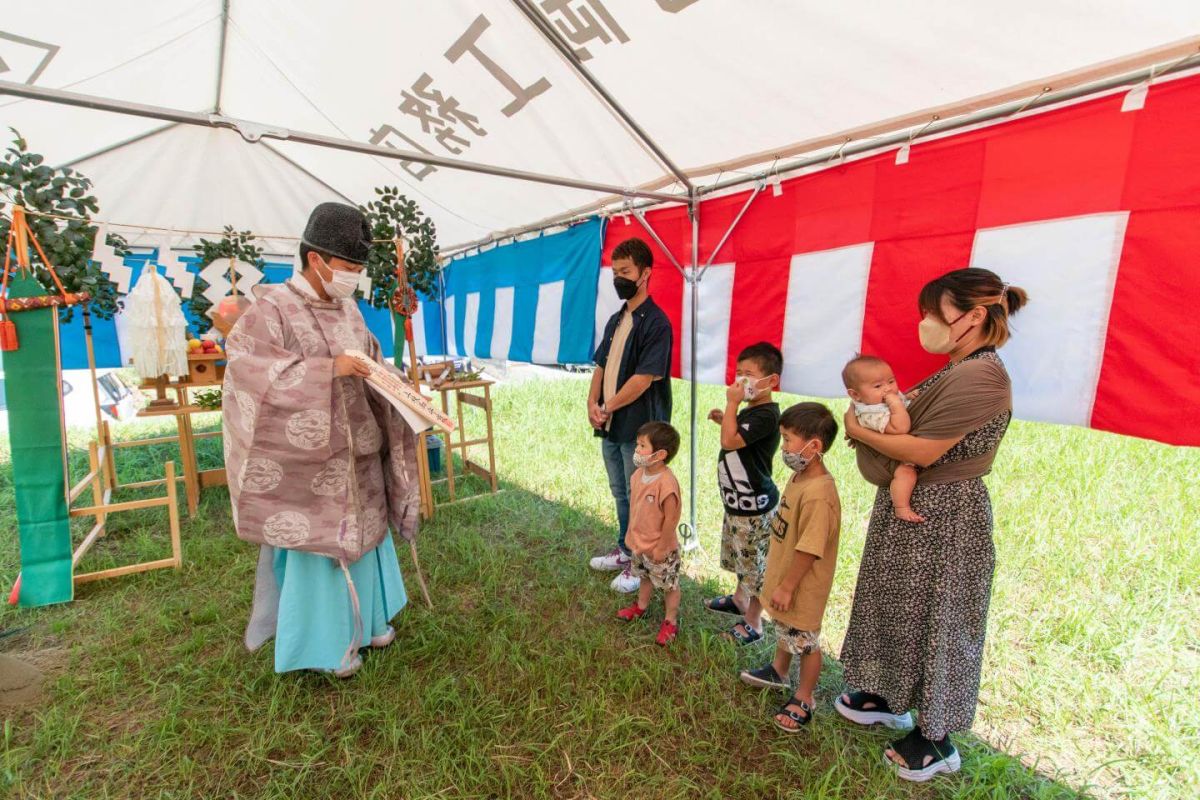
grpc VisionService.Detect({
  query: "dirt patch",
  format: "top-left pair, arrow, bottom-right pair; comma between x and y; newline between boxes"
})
0,647 -> 66,712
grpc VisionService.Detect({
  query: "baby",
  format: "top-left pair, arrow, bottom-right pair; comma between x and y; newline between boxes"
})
842,355 -> 923,523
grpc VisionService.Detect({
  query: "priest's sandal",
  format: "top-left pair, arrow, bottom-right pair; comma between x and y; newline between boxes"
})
369,625 -> 396,649
884,729 -> 961,782
773,695 -> 813,733
834,691 -> 914,729
655,619 -> 678,647
739,663 -> 789,691
704,594 -> 741,616
616,603 -> 648,622
724,620 -> 762,645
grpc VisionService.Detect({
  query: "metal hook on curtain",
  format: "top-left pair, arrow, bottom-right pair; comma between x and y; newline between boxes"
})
765,158 -> 783,197
1120,50 -> 1199,111
894,115 -> 940,165
827,137 -> 852,167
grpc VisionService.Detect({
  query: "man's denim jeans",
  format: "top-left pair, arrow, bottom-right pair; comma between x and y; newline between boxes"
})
601,438 -> 637,556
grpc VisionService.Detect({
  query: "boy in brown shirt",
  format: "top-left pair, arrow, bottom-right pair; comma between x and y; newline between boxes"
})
739,403 -> 841,732
615,422 -> 683,647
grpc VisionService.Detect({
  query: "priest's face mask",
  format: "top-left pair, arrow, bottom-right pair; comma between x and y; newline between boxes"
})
309,252 -> 364,299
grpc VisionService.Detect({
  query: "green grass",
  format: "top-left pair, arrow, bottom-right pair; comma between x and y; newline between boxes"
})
1,377 -> 1197,799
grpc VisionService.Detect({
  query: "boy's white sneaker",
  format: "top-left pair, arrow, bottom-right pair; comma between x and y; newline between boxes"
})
589,548 -> 630,571
610,568 -> 641,593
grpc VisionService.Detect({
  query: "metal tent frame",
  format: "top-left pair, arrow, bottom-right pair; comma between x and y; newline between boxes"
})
2,18 -> 1197,542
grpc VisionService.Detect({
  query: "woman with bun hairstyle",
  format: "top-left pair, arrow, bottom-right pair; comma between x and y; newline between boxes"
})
835,268 -> 1028,782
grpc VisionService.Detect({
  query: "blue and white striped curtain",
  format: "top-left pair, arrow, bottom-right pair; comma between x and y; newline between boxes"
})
415,218 -> 603,365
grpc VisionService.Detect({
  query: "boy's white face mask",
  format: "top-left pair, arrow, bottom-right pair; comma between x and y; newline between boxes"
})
737,375 -> 772,401
316,257 -> 361,299
782,442 -> 819,473
633,451 -> 660,469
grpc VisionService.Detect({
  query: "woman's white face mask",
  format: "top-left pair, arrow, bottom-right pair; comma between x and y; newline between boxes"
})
316,257 -> 361,299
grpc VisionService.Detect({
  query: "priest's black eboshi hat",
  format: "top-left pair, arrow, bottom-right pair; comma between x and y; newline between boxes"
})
301,202 -> 372,265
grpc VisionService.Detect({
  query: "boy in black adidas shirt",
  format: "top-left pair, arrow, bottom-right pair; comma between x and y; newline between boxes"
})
703,342 -> 783,645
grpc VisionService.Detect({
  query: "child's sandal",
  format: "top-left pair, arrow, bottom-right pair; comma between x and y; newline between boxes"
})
616,603 -> 648,622
723,621 -> 763,646
704,594 -> 741,616
773,696 -> 813,733
655,619 -> 678,646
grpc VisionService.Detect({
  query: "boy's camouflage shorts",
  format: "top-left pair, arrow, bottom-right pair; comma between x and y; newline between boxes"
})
719,510 -> 775,596
774,623 -> 821,656
629,549 -> 682,591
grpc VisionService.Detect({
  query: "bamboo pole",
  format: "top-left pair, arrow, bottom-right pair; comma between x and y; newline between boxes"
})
82,307 -> 105,444
165,460 -> 182,568
408,539 -> 432,610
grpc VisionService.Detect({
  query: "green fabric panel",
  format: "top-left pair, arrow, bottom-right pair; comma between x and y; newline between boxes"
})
7,275 -> 73,607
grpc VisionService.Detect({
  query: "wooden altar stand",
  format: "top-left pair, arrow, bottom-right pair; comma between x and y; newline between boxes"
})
102,380 -> 226,517
419,378 -> 498,516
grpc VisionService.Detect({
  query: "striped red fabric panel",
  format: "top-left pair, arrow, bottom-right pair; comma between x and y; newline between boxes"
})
600,73 -> 1200,446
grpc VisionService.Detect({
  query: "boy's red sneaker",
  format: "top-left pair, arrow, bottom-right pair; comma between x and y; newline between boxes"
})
656,619 -> 679,646
616,603 -> 648,622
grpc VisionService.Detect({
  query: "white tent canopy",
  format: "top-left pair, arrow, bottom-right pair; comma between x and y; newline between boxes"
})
2,1 -> 1198,248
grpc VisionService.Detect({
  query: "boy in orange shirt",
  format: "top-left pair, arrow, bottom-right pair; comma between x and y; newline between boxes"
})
615,421 -> 683,646
738,403 -> 841,732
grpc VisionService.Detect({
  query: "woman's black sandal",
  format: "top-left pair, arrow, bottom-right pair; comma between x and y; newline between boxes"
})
773,695 -> 813,733
834,690 -> 914,729
884,729 -> 961,782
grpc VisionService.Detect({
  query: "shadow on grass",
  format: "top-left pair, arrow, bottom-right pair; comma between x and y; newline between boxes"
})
1,427 -> 1091,799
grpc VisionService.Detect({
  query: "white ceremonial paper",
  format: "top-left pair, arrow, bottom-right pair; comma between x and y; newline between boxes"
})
343,349 -> 456,434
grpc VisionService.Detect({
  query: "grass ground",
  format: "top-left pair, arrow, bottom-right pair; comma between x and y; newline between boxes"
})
1,377 -> 1197,799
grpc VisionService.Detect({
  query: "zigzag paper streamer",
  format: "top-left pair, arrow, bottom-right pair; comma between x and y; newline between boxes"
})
231,259 -> 263,293
158,231 -> 194,297
91,223 -> 133,294
199,260 -> 232,305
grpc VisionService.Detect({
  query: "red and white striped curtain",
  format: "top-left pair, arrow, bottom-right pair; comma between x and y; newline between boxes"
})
600,72 -> 1200,447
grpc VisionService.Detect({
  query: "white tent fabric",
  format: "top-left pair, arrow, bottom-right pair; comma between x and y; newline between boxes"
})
2,2 -> 1198,246
71,125 -> 346,251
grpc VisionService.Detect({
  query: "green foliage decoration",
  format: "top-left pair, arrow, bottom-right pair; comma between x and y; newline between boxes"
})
189,227 -> 264,333
0,129 -> 127,321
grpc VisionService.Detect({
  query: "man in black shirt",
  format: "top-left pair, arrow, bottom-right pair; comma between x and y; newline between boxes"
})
704,342 -> 783,643
587,238 -> 673,593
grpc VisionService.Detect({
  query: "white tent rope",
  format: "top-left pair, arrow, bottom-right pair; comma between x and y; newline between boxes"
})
0,205 -> 409,247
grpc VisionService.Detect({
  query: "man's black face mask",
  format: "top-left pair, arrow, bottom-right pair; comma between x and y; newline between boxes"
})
614,275 -> 640,300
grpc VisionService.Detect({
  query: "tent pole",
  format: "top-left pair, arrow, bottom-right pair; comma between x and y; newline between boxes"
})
699,55 -> 1200,199
214,0 -> 231,113
0,81 -> 682,204
687,195 -> 699,546
508,0 -> 694,194
698,182 -> 763,280
450,54 -> 1200,256
631,211 -> 688,280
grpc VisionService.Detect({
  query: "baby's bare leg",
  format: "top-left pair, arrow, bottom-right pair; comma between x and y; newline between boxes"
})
891,464 -> 925,523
